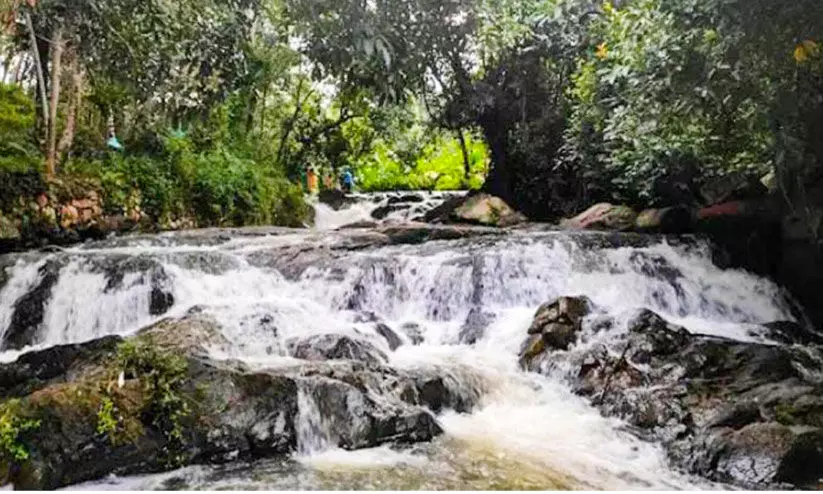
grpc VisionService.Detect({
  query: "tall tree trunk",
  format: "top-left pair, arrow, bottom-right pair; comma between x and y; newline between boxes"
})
46,26 -> 64,178
456,129 -> 471,184
24,11 -> 48,131
57,56 -> 82,157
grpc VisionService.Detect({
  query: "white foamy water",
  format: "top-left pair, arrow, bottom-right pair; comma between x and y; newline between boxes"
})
312,190 -> 461,230
1,221 -> 801,490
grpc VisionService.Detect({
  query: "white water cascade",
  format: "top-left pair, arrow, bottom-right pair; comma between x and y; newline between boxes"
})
312,190 -> 461,230
0,224 -> 801,490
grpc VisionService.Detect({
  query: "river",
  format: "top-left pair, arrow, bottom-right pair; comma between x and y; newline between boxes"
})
0,192 -> 800,490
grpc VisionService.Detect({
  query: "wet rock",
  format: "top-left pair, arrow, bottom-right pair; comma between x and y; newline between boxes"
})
136,313 -> 231,356
377,224 -> 502,245
299,376 -> 441,450
339,220 -> 379,229
0,316 -> 446,489
759,320 -> 823,346
400,323 -> 425,345
526,306 -> 823,489
375,323 -> 403,351
0,336 -> 122,398
289,334 -> 388,366
561,203 -> 638,231
520,296 -> 591,367
451,193 -> 526,227
4,260 -> 62,350
410,373 -> 479,414
371,205 -> 407,221
318,189 -> 351,211
387,194 -> 425,205
149,287 -> 175,316
422,194 -> 469,223
458,308 -> 495,345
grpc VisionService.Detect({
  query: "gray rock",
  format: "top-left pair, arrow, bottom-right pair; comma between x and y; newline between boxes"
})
289,334 -> 388,366
375,323 -> 403,351
527,306 -> 823,489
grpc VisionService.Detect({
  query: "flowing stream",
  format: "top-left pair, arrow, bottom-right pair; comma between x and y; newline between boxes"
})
0,193 -> 801,490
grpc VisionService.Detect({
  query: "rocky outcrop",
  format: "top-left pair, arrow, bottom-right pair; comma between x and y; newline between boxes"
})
0,315 -> 465,489
520,299 -> 823,489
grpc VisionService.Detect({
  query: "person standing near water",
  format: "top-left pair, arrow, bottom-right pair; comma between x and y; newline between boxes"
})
341,168 -> 354,193
306,167 -> 318,195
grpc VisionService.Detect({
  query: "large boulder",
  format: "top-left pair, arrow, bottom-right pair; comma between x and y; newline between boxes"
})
451,193 -> 526,227
521,307 -> 823,489
0,315 -> 448,489
561,203 -> 638,231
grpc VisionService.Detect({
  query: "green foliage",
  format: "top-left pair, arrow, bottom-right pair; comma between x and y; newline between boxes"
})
564,0 -> 774,205
64,135 -> 311,228
0,84 -> 40,173
356,133 -> 488,192
116,338 -> 189,466
0,400 -> 40,462
95,397 -> 118,441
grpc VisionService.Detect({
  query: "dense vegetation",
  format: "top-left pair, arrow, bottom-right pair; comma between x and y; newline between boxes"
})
0,0 -> 821,232
290,0 -> 823,224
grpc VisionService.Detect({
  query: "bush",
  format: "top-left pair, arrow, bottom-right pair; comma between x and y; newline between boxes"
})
563,0 -> 774,206
64,137 -> 311,228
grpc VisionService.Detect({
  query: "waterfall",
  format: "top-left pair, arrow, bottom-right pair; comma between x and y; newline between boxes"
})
1,217 -> 801,490
312,190 -> 462,230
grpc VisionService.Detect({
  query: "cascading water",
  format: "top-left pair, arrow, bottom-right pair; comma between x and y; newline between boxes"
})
312,190 -> 461,230
0,216 -> 801,489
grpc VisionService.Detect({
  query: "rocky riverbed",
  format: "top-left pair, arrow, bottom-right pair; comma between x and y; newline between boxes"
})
0,210 -> 814,490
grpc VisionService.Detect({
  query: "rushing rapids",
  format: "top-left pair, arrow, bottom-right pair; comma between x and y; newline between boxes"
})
0,194 -> 810,490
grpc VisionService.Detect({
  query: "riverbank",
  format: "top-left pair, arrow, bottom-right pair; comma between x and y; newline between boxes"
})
0,170 -> 312,255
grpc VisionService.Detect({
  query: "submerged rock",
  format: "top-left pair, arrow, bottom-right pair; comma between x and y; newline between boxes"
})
520,303 -> 823,489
